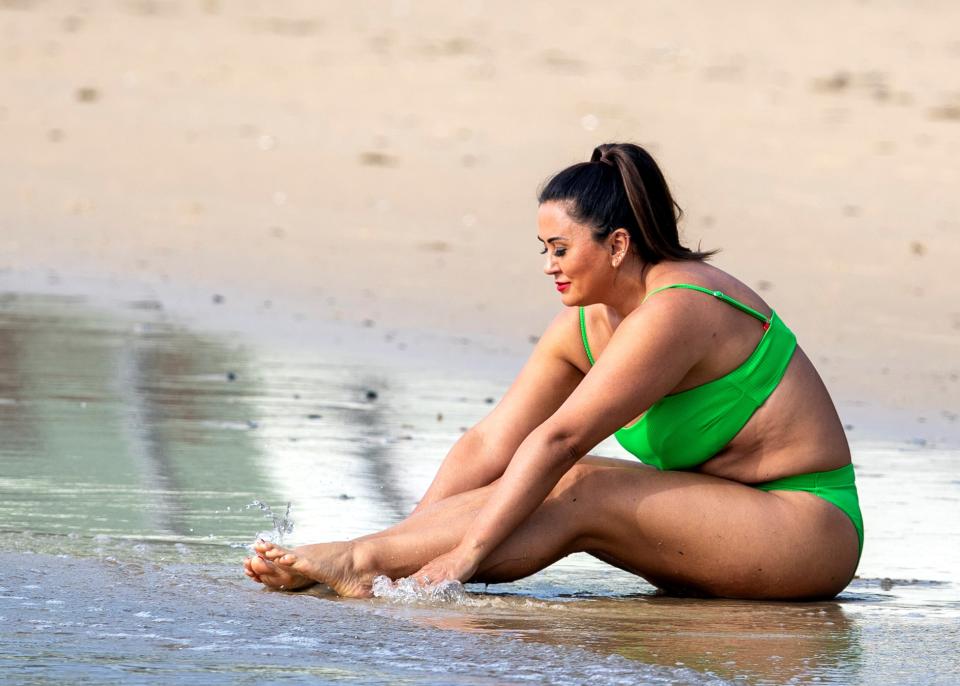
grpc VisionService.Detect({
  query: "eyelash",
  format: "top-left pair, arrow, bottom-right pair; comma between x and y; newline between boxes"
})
540,247 -> 567,256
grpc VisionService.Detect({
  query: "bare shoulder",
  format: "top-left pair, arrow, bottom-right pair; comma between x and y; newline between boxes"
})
646,262 -> 773,320
535,306 -> 592,373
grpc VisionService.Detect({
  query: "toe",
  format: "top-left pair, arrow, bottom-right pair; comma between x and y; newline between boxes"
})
250,555 -> 275,576
276,553 -> 298,567
263,547 -> 289,561
254,540 -> 275,555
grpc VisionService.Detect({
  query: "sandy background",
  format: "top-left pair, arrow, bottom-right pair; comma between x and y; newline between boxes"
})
1,0 -> 958,439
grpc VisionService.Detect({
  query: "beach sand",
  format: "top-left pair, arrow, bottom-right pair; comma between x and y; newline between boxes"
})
1,0 -> 958,442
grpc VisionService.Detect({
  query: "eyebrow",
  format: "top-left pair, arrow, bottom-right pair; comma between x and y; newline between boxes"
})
537,236 -> 567,244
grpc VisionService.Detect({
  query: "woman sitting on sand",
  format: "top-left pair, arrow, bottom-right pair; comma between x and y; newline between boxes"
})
245,143 -> 863,600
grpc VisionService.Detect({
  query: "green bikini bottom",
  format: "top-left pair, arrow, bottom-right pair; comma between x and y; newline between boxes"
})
756,463 -> 864,555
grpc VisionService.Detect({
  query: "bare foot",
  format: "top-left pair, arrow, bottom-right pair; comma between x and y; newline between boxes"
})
256,540 -> 374,598
243,542 -> 316,592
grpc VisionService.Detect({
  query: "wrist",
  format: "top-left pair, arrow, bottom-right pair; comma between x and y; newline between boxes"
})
456,538 -> 486,561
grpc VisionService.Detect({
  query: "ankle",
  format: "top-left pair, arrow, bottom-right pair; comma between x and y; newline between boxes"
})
347,540 -> 380,577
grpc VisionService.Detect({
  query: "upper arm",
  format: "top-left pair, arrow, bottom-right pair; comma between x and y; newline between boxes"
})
542,297 -> 713,455
472,308 -> 585,457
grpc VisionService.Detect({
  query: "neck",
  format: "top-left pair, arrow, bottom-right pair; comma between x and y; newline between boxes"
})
603,259 -> 653,321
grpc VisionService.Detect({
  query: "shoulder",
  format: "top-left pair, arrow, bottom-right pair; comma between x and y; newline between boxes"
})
615,289 -> 716,354
535,307 -> 593,372
640,263 -> 771,327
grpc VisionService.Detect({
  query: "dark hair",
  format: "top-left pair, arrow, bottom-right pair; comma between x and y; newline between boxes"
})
538,143 -> 716,264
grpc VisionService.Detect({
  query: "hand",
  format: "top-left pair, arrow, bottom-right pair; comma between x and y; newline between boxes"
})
410,546 -> 479,587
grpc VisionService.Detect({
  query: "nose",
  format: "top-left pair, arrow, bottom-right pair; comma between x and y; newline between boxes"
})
543,253 -> 560,276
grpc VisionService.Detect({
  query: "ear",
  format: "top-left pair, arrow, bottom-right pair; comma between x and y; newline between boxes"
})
609,228 -> 630,256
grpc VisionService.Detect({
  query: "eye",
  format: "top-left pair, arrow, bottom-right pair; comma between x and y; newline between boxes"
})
539,247 -> 548,255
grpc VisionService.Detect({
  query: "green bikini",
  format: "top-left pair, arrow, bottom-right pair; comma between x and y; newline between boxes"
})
578,284 -> 864,553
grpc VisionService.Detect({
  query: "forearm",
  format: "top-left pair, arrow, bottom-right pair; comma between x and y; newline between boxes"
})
413,428 -> 509,514
455,429 -> 578,562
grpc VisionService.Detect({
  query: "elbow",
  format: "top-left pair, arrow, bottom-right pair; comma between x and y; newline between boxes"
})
534,425 -> 582,469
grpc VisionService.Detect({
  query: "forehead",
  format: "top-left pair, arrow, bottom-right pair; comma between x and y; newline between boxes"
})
537,202 -> 589,240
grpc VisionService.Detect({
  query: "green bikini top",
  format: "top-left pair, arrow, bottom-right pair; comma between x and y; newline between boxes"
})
579,284 -> 797,470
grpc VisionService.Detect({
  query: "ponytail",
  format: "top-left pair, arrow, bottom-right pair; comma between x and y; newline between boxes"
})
538,143 -> 716,264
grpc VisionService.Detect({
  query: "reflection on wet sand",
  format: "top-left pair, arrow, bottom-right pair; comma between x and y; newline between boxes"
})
0,293 -> 272,547
404,595 -> 861,684
343,373 -> 412,523
0,293 -> 483,553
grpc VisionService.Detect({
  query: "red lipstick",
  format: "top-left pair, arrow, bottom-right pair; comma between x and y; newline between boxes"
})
556,282 -> 570,293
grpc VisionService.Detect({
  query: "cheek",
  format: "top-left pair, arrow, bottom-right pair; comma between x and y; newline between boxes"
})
566,254 -> 596,279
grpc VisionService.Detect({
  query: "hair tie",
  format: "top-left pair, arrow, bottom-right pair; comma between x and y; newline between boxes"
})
590,147 -> 617,169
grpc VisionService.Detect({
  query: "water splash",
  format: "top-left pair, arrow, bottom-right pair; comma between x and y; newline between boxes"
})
371,574 -> 466,603
246,500 -> 294,546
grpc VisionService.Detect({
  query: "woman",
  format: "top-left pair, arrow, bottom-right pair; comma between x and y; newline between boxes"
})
244,143 -> 863,600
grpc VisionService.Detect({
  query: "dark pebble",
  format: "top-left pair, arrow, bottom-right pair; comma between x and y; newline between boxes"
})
226,371 -> 237,381
293,393 -> 300,399
528,335 -> 540,344
361,319 -> 375,328
365,390 -> 378,401
358,151 -> 398,167
212,294 -> 225,304
75,87 -> 99,103
484,397 -> 495,404
436,413 -> 444,422
844,424 -> 854,431
307,413 -> 322,420
246,420 -> 258,429
338,493 -> 354,500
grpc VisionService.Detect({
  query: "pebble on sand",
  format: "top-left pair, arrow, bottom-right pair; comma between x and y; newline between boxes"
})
75,87 -> 100,103
359,151 -> 398,167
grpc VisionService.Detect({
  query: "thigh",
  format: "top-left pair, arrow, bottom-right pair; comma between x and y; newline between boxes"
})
556,457 -> 860,600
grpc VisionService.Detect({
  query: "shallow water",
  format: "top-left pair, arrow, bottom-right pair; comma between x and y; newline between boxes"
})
1,293 -> 958,685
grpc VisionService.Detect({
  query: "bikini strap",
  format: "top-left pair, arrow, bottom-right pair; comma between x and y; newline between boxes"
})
578,306 -> 596,366
642,283 -> 770,323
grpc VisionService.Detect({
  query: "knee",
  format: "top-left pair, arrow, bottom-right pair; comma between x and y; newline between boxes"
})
550,462 -> 596,502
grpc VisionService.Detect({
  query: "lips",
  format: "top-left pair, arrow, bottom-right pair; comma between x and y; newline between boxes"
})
555,282 -> 570,292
